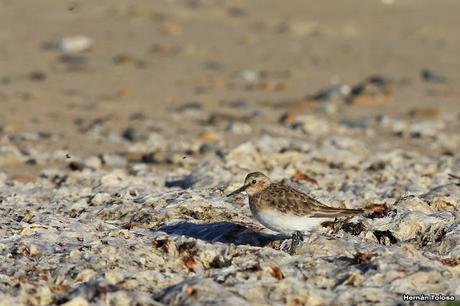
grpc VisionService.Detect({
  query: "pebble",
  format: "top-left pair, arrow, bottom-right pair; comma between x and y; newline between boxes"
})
198,131 -> 220,143
176,102 -> 203,112
277,20 -> 321,36
90,193 -> 112,206
121,128 -> 148,142
228,6 -> 246,17
113,54 -> 146,68
319,102 -> 338,114
421,68 -> 446,83
409,120 -> 445,138
100,172 -> 124,187
307,84 -> 342,101
339,119 -> 369,129
29,71 -> 47,81
100,154 -> 127,167
225,122 -> 252,134
59,35 -> 92,53
228,99 -> 250,108
13,175 -> 36,184
83,156 -> 102,169
408,107 -> 442,119
59,55 -> 88,64
238,70 -> 259,82
69,161 -> 86,171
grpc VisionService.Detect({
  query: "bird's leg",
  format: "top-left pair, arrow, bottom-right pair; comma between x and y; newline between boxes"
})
289,231 -> 303,255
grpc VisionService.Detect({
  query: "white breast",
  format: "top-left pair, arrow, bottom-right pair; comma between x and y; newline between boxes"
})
251,208 -> 330,235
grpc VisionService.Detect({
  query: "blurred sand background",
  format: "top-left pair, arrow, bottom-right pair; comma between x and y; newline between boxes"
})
0,0 -> 459,171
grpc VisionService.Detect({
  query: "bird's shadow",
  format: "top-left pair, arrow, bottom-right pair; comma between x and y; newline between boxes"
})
157,221 -> 285,247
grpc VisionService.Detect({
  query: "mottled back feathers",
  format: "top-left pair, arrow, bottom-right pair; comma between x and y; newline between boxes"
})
250,182 -> 364,218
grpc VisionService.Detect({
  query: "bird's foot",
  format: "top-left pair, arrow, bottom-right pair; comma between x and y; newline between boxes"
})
289,231 -> 303,255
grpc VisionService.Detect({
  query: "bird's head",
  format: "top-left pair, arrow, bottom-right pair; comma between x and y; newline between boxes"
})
227,172 -> 271,197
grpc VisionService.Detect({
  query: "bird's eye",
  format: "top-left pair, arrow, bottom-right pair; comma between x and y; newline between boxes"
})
252,180 -> 256,184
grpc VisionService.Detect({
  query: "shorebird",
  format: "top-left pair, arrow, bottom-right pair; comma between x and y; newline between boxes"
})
227,172 -> 364,254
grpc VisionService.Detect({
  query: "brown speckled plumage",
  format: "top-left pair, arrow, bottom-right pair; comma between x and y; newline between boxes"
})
250,181 -> 364,217
227,172 -> 365,254
227,171 -> 364,228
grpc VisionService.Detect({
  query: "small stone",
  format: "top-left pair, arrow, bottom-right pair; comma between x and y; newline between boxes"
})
319,103 -> 338,114
13,175 -> 36,184
421,68 -> 446,83
339,119 -> 368,129
199,143 -> 217,155
124,152 -> 144,163
59,55 -> 88,64
199,131 -> 220,143
409,120 -> 445,138
279,112 -> 298,126
226,122 -> 252,134
25,158 -> 37,165
100,173 -> 123,187
113,54 -> 146,68
90,193 -> 111,206
347,77 -> 393,105
29,71 -> 47,81
238,70 -> 259,82
28,244 -> 42,256
75,269 -> 97,282
126,152 -> 170,165
228,99 -> 250,108
307,85 -> 342,101
83,156 -> 102,169
367,75 -> 390,87
69,161 -> 85,171
100,154 -> 127,167
59,35 -> 92,53
122,128 -> 148,142
176,102 -> 203,112
141,152 -> 157,164
408,107 -> 442,118
228,7 -> 246,17
277,20 -> 321,36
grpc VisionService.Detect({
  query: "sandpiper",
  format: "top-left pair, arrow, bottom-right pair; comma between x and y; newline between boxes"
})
227,172 -> 364,254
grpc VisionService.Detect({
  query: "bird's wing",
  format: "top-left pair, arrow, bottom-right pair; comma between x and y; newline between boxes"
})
283,184 -> 364,218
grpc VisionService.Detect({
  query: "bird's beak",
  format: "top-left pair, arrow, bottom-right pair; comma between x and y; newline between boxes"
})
226,184 -> 248,197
